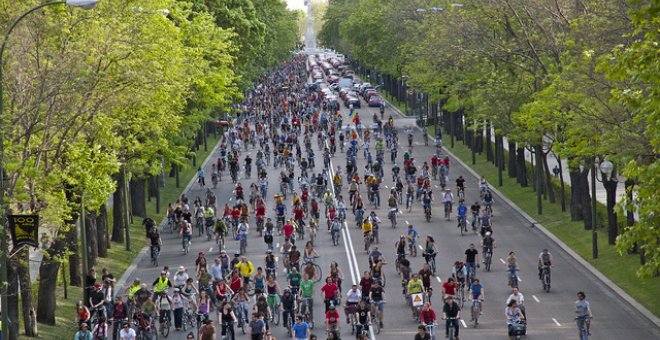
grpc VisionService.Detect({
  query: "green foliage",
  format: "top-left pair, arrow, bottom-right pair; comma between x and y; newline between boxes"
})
320,0 -> 659,277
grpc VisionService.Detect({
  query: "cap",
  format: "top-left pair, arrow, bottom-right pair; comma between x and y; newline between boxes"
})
94,283 -> 102,288
485,232 -> 491,236
161,271 -> 167,275
178,266 -> 185,272
234,251 -> 241,256
173,288 -> 180,293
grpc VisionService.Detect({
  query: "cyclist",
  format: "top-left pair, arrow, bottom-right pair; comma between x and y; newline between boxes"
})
292,315 -> 311,340
441,296 -> 461,340
345,284 -> 362,324
369,280 -> 386,328
354,299 -> 371,337
470,201 -> 481,229
361,218 -> 373,249
481,232 -> 496,261
538,248 -> 554,280
483,189 -> 494,215
180,220 -> 193,252
506,300 -> 525,340
506,287 -> 526,318
147,225 -> 162,259
441,277 -> 458,301
464,244 -> 480,280
156,292 -> 172,329
456,199 -> 468,229
407,225 -> 418,256
467,278 -> 485,319
451,261 -> 468,299
422,191 -> 432,217
152,271 -> 172,300
575,291 -> 592,337
419,263 -> 434,297
419,301 -> 437,338
299,273 -> 316,323
407,274 -> 425,315
325,304 -> 340,333
506,251 -> 519,277
423,236 -> 438,270
479,208 -> 493,238
442,189 -> 453,219
287,266 -> 302,297
456,175 -> 466,196
321,277 -> 340,313
235,256 -> 255,286
280,288 -> 297,330
415,325 -> 431,340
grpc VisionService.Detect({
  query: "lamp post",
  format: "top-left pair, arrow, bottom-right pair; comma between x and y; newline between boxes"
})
0,1 -> 98,338
590,158 -> 600,259
599,160 -> 618,245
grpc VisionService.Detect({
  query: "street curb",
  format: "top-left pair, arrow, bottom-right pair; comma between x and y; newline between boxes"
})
115,138 -> 224,293
386,102 -> 660,329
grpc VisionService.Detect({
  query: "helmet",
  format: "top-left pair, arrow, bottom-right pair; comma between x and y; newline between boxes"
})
329,305 -> 336,310
173,288 -> 180,293
400,235 -> 405,239
234,251 -> 241,256
485,232 -> 491,236
283,288 -> 291,293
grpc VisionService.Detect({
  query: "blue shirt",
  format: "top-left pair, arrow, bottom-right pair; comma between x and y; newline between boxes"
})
292,321 -> 310,338
457,204 -> 468,216
470,283 -> 483,298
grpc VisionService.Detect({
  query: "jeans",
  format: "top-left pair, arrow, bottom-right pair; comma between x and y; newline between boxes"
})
466,262 -> 476,279
173,308 -> 183,329
446,318 -> 459,337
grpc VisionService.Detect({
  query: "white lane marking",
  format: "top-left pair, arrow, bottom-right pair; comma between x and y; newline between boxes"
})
532,295 -> 540,303
552,318 -> 561,327
405,220 -> 409,224
418,244 -> 423,250
460,319 -> 467,328
517,276 -> 522,282
209,247 -> 213,252
399,210 -> 403,214
435,276 -> 442,283
385,185 -> 389,189
275,256 -> 279,262
341,227 -> 357,283
434,185 -> 438,188
499,258 -> 506,264
276,243 -> 280,249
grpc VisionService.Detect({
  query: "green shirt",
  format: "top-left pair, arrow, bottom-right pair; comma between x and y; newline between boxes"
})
300,280 -> 315,297
287,272 -> 302,288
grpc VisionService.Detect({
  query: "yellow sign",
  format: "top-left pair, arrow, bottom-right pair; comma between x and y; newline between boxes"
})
412,293 -> 424,307
8,214 -> 39,251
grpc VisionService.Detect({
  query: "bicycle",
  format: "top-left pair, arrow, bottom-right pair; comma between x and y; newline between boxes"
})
508,267 -> 519,289
159,311 -> 171,338
541,265 -> 551,293
268,294 -> 281,325
423,322 -> 437,340
575,316 -> 592,340
444,201 -> 452,220
458,216 -> 467,236
470,298 -> 480,327
363,232 -> 371,252
221,321 -> 234,340
456,281 -> 465,308
424,253 -> 437,274
444,317 -> 459,340
457,187 -> 465,201
150,245 -> 159,266
408,238 -> 417,257
483,249 -> 493,272
424,206 -> 431,222
389,208 -> 397,228
299,297 -> 314,329
182,305 -> 196,331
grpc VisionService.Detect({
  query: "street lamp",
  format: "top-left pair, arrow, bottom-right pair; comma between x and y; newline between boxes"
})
0,1 -> 98,338
599,160 -> 619,245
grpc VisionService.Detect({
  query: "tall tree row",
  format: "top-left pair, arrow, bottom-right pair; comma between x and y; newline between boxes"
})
0,0 -> 300,338
320,0 -> 658,277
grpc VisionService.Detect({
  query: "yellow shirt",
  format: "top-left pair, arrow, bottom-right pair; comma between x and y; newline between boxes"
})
235,261 -> 255,277
362,221 -> 372,234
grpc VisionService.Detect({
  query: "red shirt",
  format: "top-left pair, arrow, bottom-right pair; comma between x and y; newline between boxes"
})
325,310 -> 339,324
229,276 -> 242,292
283,224 -> 294,238
293,208 -> 304,219
231,209 -> 241,219
321,283 -> 339,299
420,308 -> 437,324
442,281 -> 457,295
255,205 -> 266,217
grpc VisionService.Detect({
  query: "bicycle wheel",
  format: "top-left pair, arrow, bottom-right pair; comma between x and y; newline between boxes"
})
372,316 -> 381,334
313,263 -> 323,282
273,305 -> 280,325
485,255 -> 491,272
161,318 -> 170,338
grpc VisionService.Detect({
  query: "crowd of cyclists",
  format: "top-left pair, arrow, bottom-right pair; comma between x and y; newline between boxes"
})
73,53 -> 594,340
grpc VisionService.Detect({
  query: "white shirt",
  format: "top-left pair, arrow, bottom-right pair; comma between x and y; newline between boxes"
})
506,293 -> 525,305
346,289 -> 362,303
443,192 -> 454,202
119,327 -> 136,340
173,272 -> 189,287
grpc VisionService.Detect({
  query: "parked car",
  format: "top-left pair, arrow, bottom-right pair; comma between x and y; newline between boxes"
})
363,90 -> 379,101
344,96 -> 361,108
368,95 -> 384,107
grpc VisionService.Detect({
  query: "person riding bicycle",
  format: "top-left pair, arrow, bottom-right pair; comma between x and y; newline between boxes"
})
451,262 -> 468,294
468,278 -> 485,316
575,291 -> 592,337
345,284 -> 362,324
325,304 -> 340,332
419,301 -> 437,336
234,183 -> 244,201
483,189 -> 494,214
407,225 -> 418,253
506,287 -> 526,318
423,236 -> 438,267
354,299 -> 371,337
299,273 -> 316,321
442,189 -> 453,216
369,279 -> 385,327
464,243 -> 480,279
537,248 -> 554,280
407,274 -> 425,314
456,175 -> 466,194
479,209 -> 493,238
481,232 -> 496,260
280,288 -> 297,328
456,200 -> 468,228
235,256 -> 255,285
395,235 -> 407,260
441,296 -> 461,339
506,251 -> 519,276
441,277 -> 458,301
506,300 -> 525,339
180,220 -> 193,252
470,201 -> 481,228
152,271 -> 172,300
422,192 -> 432,216
147,226 -> 162,257
419,263 -> 434,297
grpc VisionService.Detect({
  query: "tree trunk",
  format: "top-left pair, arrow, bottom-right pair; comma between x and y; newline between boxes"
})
455,111 -> 464,141
37,237 -> 65,325
604,176 -> 618,245
7,256 -> 20,340
112,172 -> 126,243
516,148 -> 528,187
485,121 -> 493,162
556,155 -> 567,212
542,152 -> 556,203
476,129 -> 483,153
85,211 -> 99,266
17,248 -> 37,336
534,145 -> 544,215
508,141 -> 517,178
97,204 -> 109,256
67,224 -> 81,287
130,178 -> 147,218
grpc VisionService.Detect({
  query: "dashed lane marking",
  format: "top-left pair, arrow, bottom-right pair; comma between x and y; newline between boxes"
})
435,276 -> 442,283
552,318 -> 561,327
499,258 -> 506,264
460,319 -> 468,328
532,295 -> 540,303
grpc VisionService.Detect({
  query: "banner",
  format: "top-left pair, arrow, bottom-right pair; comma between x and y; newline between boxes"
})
411,292 -> 424,307
8,214 -> 39,250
